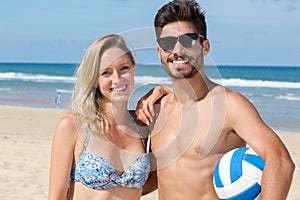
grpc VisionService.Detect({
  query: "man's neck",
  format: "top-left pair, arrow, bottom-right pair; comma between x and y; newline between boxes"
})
171,72 -> 211,104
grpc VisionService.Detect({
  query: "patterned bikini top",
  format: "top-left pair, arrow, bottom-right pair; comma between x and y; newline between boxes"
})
70,116 -> 150,190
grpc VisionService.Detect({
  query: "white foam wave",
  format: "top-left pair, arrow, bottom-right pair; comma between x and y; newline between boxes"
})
214,78 -> 300,89
0,72 -> 75,83
1,72 -> 300,89
0,88 -> 11,91
135,76 -> 171,85
275,95 -> 300,101
136,77 -> 300,89
56,89 -> 73,93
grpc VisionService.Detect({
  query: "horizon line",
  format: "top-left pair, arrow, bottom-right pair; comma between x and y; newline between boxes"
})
1,61 -> 300,68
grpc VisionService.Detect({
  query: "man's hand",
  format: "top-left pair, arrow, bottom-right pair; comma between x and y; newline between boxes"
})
135,86 -> 172,125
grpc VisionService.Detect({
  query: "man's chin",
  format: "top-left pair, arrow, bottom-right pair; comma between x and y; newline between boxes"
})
162,61 -> 198,79
169,69 -> 198,79
168,72 -> 186,79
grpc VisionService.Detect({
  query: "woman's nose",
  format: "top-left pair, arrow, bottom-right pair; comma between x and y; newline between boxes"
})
111,71 -> 121,83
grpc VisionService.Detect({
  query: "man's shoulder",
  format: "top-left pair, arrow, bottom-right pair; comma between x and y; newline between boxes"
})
211,85 -> 244,99
220,88 -> 256,114
160,93 -> 177,107
207,85 -> 233,100
208,85 -> 251,110
225,89 -> 248,103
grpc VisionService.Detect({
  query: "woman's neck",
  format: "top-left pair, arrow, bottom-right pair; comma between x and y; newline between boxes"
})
102,101 -> 137,146
103,101 -> 130,126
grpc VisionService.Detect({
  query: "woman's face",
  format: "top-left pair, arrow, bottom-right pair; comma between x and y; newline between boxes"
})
98,47 -> 136,103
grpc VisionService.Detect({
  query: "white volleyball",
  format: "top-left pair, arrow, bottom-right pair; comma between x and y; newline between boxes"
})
213,147 -> 265,200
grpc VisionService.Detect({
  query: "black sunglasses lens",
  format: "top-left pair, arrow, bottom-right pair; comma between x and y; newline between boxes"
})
185,33 -> 199,40
179,36 -> 193,48
179,34 -> 198,48
157,33 -> 199,51
158,37 -> 177,51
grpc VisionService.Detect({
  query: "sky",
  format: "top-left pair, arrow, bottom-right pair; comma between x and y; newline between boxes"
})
0,0 -> 299,66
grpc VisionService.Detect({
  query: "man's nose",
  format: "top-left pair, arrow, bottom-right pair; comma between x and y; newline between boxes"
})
172,40 -> 185,54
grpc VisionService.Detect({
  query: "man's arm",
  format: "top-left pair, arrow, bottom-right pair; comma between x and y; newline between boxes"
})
135,85 -> 172,125
227,91 -> 295,199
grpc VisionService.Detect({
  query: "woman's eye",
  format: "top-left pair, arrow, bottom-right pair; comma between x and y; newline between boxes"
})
120,66 -> 130,73
121,66 -> 129,70
101,71 -> 111,76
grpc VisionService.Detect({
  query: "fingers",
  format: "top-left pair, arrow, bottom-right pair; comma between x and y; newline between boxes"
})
135,85 -> 171,125
142,101 -> 154,124
147,96 -> 156,118
136,110 -> 150,125
135,99 -> 153,125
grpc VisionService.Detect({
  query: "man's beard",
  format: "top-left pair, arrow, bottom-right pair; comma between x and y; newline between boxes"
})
162,63 -> 197,79
161,54 -> 200,79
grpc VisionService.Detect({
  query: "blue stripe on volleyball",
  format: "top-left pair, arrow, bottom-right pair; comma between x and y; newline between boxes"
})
213,160 -> 224,187
230,147 -> 249,183
244,154 -> 265,171
222,182 -> 261,200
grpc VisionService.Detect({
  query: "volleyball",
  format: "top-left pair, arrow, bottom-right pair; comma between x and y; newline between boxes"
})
213,147 -> 265,200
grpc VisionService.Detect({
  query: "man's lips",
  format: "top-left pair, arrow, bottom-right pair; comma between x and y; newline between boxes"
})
167,54 -> 191,64
171,59 -> 189,64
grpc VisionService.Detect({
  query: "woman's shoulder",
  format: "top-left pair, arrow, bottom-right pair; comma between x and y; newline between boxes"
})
57,113 -> 76,129
54,113 -> 80,139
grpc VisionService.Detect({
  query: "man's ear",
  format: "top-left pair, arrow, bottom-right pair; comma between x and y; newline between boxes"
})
202,39 -> 210,55
157,46 -> 163,60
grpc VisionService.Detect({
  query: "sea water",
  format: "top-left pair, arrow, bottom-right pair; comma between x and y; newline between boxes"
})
0,62 -> 299,132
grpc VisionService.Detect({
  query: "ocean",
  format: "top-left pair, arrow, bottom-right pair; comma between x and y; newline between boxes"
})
0,62 -> 299,132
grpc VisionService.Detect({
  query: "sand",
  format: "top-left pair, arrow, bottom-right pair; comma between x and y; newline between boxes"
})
0,105 -> 298,199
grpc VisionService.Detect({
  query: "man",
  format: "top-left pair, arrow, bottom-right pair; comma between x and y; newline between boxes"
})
137,0 -> 295,199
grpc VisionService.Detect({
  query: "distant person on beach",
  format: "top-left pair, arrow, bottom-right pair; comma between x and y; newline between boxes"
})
55,91 -> 61,108
49,34 -> 162,200
135,0 -> 295,199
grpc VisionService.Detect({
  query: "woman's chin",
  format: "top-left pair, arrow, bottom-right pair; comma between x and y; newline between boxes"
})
111,93 -> 130,104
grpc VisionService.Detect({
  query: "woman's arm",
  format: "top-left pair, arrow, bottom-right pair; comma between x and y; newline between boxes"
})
142,171 -> 158,195
48,115 -> 77,200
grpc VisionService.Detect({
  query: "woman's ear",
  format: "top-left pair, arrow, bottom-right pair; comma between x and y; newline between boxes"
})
94,80 -> 99,90
132,61 -> 137,74
202,39 -> 210,55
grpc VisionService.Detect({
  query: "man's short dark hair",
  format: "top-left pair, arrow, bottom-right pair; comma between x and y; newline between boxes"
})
154,0 -> 207,39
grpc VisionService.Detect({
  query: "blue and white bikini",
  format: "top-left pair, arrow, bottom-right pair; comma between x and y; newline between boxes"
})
70,116 -> 150,190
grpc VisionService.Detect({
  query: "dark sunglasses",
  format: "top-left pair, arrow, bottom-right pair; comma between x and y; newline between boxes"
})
157,33 -> 205,51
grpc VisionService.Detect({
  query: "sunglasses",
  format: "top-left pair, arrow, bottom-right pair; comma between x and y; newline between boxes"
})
157,33 -> 205,51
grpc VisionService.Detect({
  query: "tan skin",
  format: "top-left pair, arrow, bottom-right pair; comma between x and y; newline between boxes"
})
136,21 -> 295,200
49,48 -> 156,200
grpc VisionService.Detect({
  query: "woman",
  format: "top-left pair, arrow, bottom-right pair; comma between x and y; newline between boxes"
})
49,34 -> 155,199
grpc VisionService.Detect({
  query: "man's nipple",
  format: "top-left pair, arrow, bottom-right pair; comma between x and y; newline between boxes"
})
195,145 -> 208,159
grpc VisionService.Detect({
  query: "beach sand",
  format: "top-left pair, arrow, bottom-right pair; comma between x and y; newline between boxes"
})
0,105 -> 298,199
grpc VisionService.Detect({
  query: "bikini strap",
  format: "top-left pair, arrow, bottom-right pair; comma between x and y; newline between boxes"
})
83,131 -> 91,152
128,111 -> 150,154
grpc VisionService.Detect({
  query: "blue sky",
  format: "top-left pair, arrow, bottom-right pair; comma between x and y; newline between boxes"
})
0,0 -> 299,66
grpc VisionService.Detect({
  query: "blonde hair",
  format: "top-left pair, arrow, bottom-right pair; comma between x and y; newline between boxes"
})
71,34 -> 135,134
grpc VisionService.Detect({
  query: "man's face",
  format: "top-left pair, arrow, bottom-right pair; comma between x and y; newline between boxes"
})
157,21 -> 208,79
